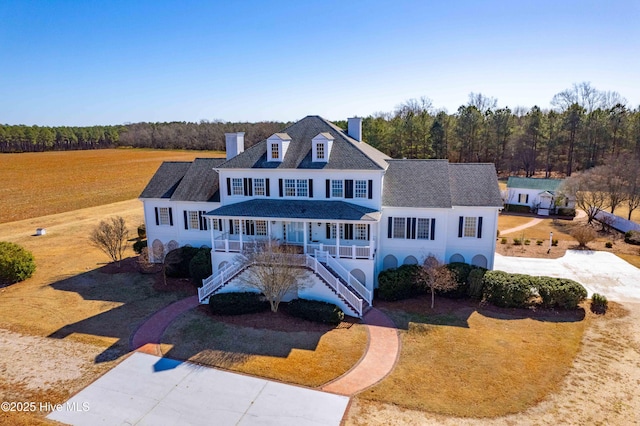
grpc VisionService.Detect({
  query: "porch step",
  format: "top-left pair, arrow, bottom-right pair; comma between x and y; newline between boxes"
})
321,263 -> 371,309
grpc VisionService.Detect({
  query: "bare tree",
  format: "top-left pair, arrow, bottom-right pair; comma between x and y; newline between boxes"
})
620,156 -> 640,220
90,216 -> 129,267
559,169 -> 608,223
571,225 -> 597,249
237,241 -> 310,312
419,255 -> 458,309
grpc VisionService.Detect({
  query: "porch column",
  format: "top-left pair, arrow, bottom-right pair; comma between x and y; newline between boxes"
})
336,222 -> 340,258
239,219 -> 243,251
209,218 -> 214,246
267,220 -> 272,247
303,221 -> 308,254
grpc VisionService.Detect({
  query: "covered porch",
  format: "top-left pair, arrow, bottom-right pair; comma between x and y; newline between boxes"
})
205,199 -> 380,260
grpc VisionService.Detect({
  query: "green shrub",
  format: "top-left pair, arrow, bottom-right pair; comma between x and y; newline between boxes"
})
189,249 -> 212,286
164,246 -> 201,278
556,208 -> 576,217
377,264 -> 423,301
536,240 -> 543,246
524,239 -> 531,245
137,224 -> 146,239
0,241 -> 36,285
482,271 -> 536,308
133,239 -> 147,254
605,241 -> 613,249
467,268 -> 487,299
209,292 -> 270,315
504,204 -> 531,214
286,298 -> 344,325
552,239 -> 559,246
537,277 -> 587,309
590,293 -> 608,314
624,231 -> 640,245
443,262 -> 473,298
501,237 -> 507,244
513,238 -> 522,246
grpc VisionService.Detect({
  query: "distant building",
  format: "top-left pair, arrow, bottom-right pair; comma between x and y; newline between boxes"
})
506,177 -> 574,216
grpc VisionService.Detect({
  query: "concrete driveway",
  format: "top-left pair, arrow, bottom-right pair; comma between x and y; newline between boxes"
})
494,250 -> 640,303
48,352 -> 349,426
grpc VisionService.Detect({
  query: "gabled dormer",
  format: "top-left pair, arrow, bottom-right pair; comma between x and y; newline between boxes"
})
312,132 -> 333,163
267,133 -> 291,162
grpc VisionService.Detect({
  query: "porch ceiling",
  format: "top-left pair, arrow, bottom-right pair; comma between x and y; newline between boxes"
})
205,199 -> 381,222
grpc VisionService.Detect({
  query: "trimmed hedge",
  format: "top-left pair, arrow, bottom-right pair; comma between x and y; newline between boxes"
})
377,264 -> 423,301
483,271 -> 587,309
467,268 -> 487,299
504,204 -> 532,213
137,224 -> 146,239
209,292 -> 270,315
133,239 -> 147,254
590,293 -> 608,314
482,271 -> 536,308
442,262 -> 473,298
164,246 -> 202,278
624,231 -> 640,245
0,241 -> 36,284
537,277 -> 587,309
189,249 -> 212,286
286,299 -> 344,325
556,208 -> 576,217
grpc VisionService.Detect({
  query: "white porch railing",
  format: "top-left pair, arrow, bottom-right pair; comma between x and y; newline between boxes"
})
305,243 -> 374,259
321,251 -> 372,304
198,260 -> 245,302
305,254 -> 363,316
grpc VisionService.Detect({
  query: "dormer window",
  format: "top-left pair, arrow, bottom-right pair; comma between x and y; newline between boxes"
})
267,133 -> 290,162
312,132 -> 333,162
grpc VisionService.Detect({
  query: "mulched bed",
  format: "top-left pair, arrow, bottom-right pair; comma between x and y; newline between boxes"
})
197,304 -> 360,332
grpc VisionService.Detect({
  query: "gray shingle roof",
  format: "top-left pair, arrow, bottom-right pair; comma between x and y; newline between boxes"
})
206,199 -> 381,222
139,162 -> 192,199
506,177 -> 563,192
383,160 -> 452,208
217,116 -> 390,170
382,160 -> 502,208
449,163 -> 503,207
171,158 -> 225,202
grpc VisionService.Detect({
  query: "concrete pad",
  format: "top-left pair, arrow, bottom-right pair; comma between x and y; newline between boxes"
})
495,250 -> 640,302
48,352 -> 349,426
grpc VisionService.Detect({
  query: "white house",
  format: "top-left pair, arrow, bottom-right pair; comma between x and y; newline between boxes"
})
140,116 -> 503,317
505,177 -> 574,216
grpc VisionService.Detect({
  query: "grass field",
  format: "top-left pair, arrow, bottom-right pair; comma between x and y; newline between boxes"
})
0,149 -> 224,224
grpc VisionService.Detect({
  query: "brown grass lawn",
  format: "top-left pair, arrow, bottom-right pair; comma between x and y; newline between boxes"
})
0,149 -> 224,223
359,296 -> 587,418
161,307 -> 368,387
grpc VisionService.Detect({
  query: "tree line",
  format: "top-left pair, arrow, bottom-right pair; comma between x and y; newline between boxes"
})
0,121 -> 285,153
2,82 -> 639,179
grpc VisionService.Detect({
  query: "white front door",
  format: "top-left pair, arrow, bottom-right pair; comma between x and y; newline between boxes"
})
285,222 -> 304,244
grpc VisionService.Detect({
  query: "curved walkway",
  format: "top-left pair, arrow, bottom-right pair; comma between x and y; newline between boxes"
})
130,298 -> 400,396
500,217 -> 543,235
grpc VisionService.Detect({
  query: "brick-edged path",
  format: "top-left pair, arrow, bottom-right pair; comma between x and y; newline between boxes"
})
321,308 -> 399,395
130,298 -> 400,396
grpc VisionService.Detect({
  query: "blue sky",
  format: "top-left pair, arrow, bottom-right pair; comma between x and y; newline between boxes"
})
1,0 -> 638,126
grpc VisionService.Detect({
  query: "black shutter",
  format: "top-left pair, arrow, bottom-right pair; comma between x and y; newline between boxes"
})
388,217 -> 393,238
265,178 -> 270,196
406,218 -> 411,239
348,224 -> 354,240
279,179 -> 283,197
218,219 -> 222,231
226,178 -> 231,196
430,218 -> 436,240
309,179 -> 313,198
326,223 -> 331,239
525,194 -> 529,203
477,217 -> 483,238
458,216 -> 463,238
412,218 -> 417,239
184,211 -> 189,230
154,208 -> 159,226
326,179 -> 330,198
248,178 -> 253,196
229,219 -> 234,235
345,180 -> 354,199
245,220 -> 251,235
199,211 -> 207,231
367,224 -> 370,241
243,178 -> 248,196
168,208 -> 173,226
368,180 -> 373,199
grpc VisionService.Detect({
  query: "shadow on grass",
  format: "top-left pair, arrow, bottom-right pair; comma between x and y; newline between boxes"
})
377,295 -> 586,331
47,256 -> 195,364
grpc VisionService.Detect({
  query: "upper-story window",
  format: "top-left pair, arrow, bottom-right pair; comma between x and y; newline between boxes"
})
184,210 -> 208,231
271,143 -> 279,159
316,143 -> 325,160
284,179 -> 308,197
312,132 -> 333,162
388,216 -> 435,240
156,207 -> 173,226
458,216 -> 483,238
232,178 -> 244,196
416,218 -> 430,239
355,180 -> 367,198
331,180 -> 343,198
253,178 -> 266,196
